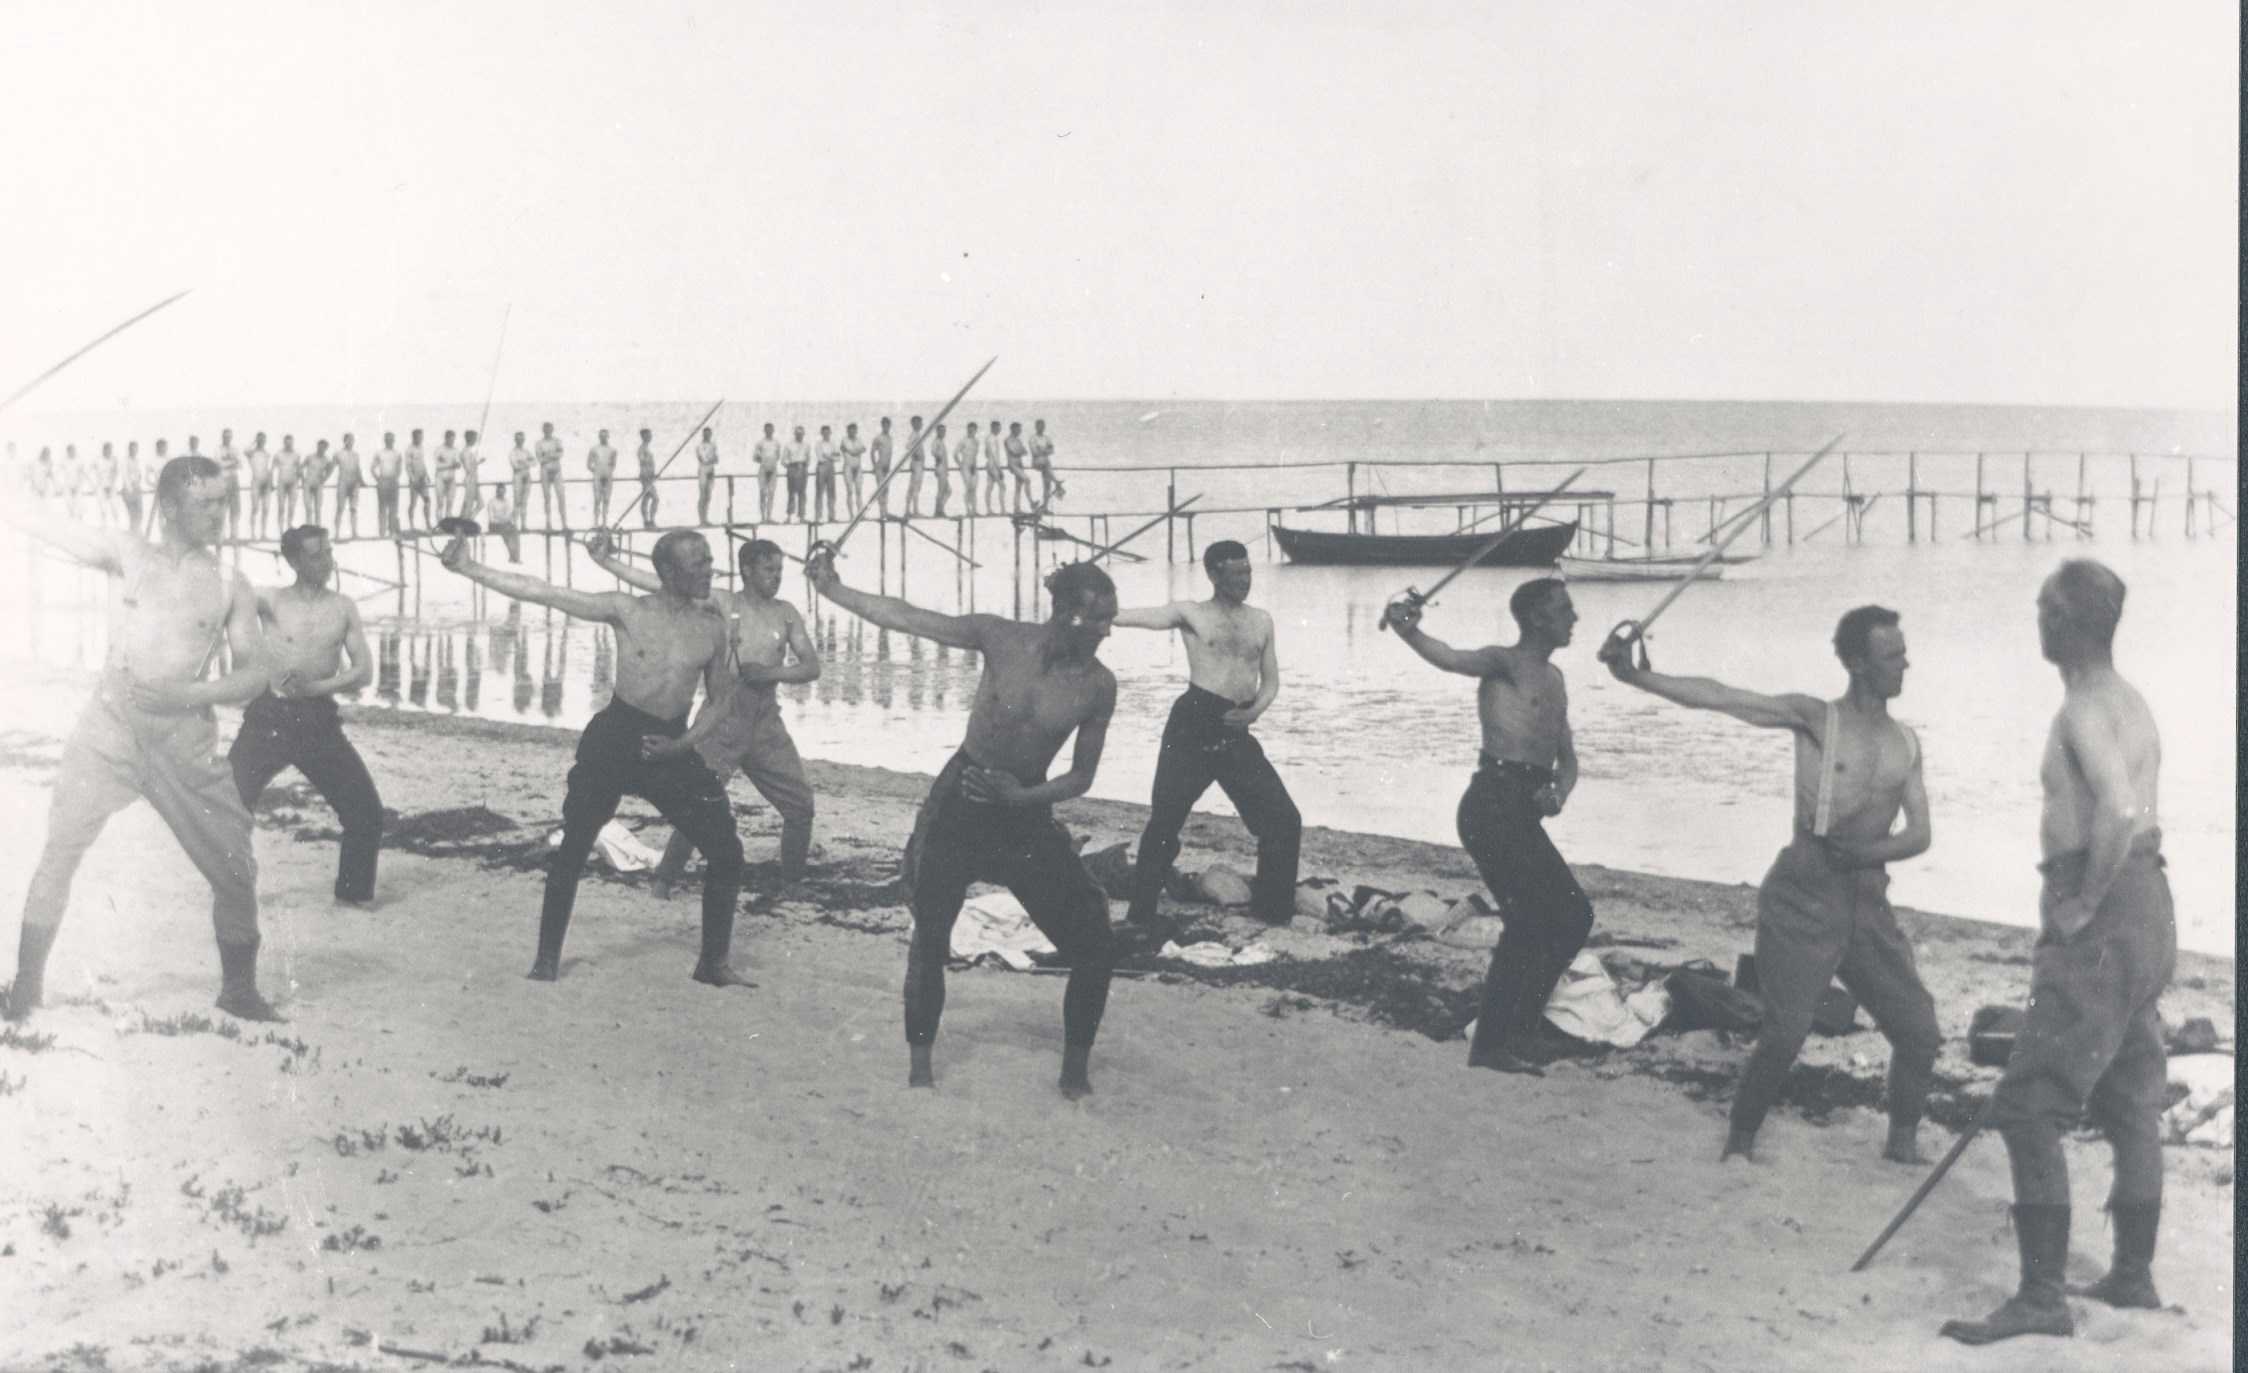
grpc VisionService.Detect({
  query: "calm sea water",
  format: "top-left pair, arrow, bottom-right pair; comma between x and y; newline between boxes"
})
7,398 -> 2235,953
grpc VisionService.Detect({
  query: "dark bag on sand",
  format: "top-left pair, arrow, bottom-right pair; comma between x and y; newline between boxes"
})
1664,961 -> 1764,1034
1968,1005 -> 2027,1067
1734,953 -> 1860,1036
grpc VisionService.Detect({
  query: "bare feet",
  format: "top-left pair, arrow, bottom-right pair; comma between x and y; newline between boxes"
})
526,959 -> 560,982
1466,1047 -> 1546,1077
691,959 -> 755,989
1059,1044 -> 1094,1100
908,1043 -> 935,1089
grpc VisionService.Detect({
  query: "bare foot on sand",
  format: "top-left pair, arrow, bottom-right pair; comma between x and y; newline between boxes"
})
908,1044 -> 935,1089
691,960 -> 754,989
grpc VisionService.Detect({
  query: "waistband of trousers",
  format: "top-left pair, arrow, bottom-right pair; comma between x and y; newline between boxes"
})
596,697 -> 689,736
1476,755 -> 1554,783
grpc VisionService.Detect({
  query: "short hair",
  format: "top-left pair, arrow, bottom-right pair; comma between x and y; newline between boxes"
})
155,455 -> 222,512
2049,559 -> 2125,648
1045,561 -> 1117,621
1203,539 -> 1249,573
651,529 -> 708,577
1509,577 -> 1567,626
738,538 -> 784,571
279,525 -> 329,562
1832,604 -> 1900,664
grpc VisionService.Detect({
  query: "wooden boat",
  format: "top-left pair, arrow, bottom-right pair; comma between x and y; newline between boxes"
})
1553,552 -> 1755,582
1271,520 -> 1578,567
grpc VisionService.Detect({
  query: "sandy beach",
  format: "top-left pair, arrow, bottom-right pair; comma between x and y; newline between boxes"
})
0,666 -> 2231,1372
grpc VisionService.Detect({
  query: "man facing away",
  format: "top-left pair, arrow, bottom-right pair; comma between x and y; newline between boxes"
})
1601,605 -> 1939,1160
1385,578 -> 1592,1076
4,456 -> 281,1022
587,532 -> 819,904
442,528 -> 750,987
535,421 -> 568,530
586,429 -> 617,527
1940,561 -> 2175,1345
1114,539 -> 1300,933
807,548 -> 1119,1099
228,525 -> 384,906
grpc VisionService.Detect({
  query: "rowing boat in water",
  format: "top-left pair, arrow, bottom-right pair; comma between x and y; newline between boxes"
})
1270,521 -> 1578,567
1553,552 -> 1755,582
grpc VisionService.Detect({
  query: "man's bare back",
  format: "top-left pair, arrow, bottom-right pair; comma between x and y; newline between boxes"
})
2041,674 -> 2160,859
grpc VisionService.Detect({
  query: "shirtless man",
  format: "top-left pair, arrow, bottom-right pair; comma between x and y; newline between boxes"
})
928,423 -> 951,517
3,456 -> 279,1022
535,422 -> 568,530
228,526 -> 383,905
120,441 -> 146,534
1030,418 -> 1061,507
1602,604 -> 1938,1156
753,423 -> 782,523
840,422 -> 867,514
587,531 -> 820,901
1940,561 -> 2174,1345
372,432 -> 403,537
275,436 -> 303,529
96,443 -> 120,527
59,445 -> 84,521
459,431 -> 485,517
783,426 -> 811,522
984,416 -> 1006,510
1385,579 -> 1591,1075
586,429 -> 618,527
247,433 -> 274,537
808,549 -> 1118,1098
813,425 -> 839,523
1116,540 -> 1300,932
486,482 -> 522,563
634,428 -> 659,529
868,418 -> 894,519
217,429 -> 242,539
1004,421 -> 1032,513
306,440 -> 337,526
434,430 -> 462,520
902,416 -> 926,517
955,422 -> 981,516
694,426 -> 720,525
403,429 -> 432,532
442,528 -> 749,986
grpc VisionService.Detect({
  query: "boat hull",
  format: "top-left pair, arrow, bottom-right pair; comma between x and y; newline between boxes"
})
1270,521 -> 1578,567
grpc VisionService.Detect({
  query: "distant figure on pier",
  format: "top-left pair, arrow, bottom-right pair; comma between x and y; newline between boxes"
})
635,427 -> 659,529
230,524 -> 385,909
955,422 -> 980,516
536,421 -> 568,530
275,436 -> 303,530
1601,604 -> 1938,1162
434,430 -> 461,520
904,416 -> 927,516
841,422 -> 866,514
335,434 -> 364,537
247,433 -> 273,537
304,440 -> 334,526
695,426 -> 720,525
753,423 -> 782,522
869,418 -> 894,518
1115,539 -> 1301,935
486,482 -> 521,563
1031,418 -> 1061,506
930,423 -> 952,517
460,430 -> 485,514
96,443 -> 119,528
218,429 -> 242,539
58,445 -> 83,520
509,431 -> 534,526
586,428 -> 617,526
784,425 -> 811,522
814,424 -> 839,523
1005,421 -> 1031,512
120,441 -> 146,534
372,433 -> 402,537
984,415 -> 1006,510
404,429 -> 432,532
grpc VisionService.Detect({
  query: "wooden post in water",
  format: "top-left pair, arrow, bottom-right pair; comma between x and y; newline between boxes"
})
2127,455 -> 2140,537
1762,454 -> 1773,547
2185,458 -> 2196,537
1012,519 -> 1023,618
1347,462 -> 1359,535
1906,452 -> 1918,543
2075,453 -> 2089,538
2022,452 -> 2034,543
1841,452 -> 1854,545
1643,458 -> 1656,552
1168,467 -> 1179,560
1973,453 -> 1986,540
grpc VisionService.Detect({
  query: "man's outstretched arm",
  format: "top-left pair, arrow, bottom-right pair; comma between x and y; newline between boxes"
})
807,552 -> 998,652
445,541 -> 626,624
1110,603 -> 1185,632
1600,636 -> 1819,733
1382,601 -> 1512,679
582,532 -> 662,592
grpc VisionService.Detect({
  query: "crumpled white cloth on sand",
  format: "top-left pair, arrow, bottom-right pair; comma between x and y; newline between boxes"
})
547,821 -> 667,874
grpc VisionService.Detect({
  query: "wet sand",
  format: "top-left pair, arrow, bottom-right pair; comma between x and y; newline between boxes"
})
0,668 -> 2231,1372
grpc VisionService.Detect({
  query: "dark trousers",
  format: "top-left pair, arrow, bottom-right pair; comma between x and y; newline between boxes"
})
228,692 -> 384,903
1457,758 -> 1595,1060
1128,685 -> 1301,924
901,751 -> 1113,1047
541,700 -> 743,967
375,482 -> 400,536
784,467 -> 808,520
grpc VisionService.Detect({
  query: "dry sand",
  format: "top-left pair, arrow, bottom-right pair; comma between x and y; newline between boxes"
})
0,667 -> 2232,1372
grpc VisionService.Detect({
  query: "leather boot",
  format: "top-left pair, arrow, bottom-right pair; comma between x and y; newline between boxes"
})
691,906 -> 752,988
5,924 -> 59,1022
214,938 -> 285,1022
2068,1202 -> 2162,1309
1940,1204 -> 2075,1344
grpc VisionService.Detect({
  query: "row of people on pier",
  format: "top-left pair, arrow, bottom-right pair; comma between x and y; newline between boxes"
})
5,416 -> 1066,543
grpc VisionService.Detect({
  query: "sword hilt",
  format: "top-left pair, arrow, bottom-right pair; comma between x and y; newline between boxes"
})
1599,619 -> 1651,672
1378,587 -> 1428,634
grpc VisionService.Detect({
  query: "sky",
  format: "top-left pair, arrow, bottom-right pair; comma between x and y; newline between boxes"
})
0,1 -> 2235,410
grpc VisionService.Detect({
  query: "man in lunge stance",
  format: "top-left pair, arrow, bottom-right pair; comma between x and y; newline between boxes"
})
442,527 -> 750,987
586,531 -> 819,906
808,548 -> 1118,1099
1940,561 -> 2173,1345
4,456 -> 281,1022
1114,539 -> 1300,934
228,525 -> 384,906
1386,580 -> 1591,1075
1602,605 -> 1939,1162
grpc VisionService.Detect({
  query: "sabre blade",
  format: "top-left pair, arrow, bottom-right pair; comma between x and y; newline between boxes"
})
1418,466 -> 1588,604
1622,435 -> 1843,639
603,397 -> 726,533
824,355 -> 999,555
2,289 -> 193,415
1085,494 -> 1201,565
